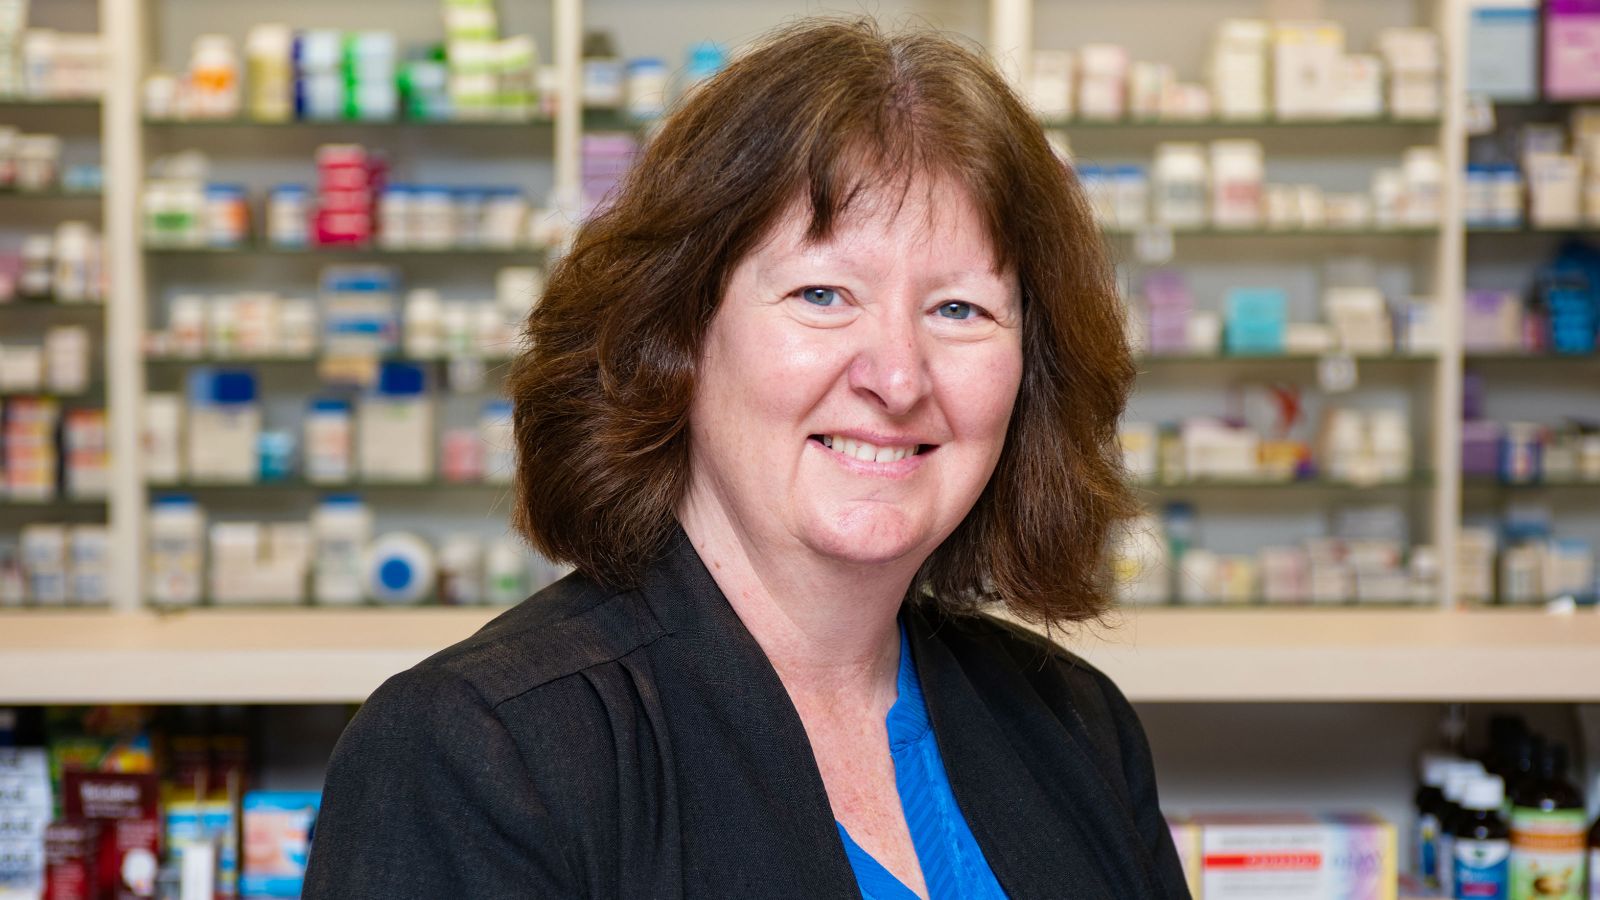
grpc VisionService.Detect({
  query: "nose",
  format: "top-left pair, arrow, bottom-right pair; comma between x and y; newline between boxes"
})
847,301 -> 933,417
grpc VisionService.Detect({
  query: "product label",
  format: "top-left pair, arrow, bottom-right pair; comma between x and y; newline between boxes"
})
1509,809 -> 1585,900
1417,812 -> 1440,882
1441,833 -> 1457,894
1456,837 -> 1511,899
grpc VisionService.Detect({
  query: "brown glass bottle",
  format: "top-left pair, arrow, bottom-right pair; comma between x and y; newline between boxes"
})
1587,798 -> 1600,900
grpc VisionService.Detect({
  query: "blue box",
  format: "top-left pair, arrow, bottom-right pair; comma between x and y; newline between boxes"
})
1224,288 -> 1287,355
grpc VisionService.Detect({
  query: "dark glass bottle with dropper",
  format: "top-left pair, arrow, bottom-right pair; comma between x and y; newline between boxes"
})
1453,774 -> 1510,900
1508,743 -> 1584,900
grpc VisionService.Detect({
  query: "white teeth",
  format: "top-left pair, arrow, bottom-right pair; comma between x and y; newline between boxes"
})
820,434 -> 918,463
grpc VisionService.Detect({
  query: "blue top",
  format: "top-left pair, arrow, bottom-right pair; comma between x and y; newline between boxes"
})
834,619 -> 1009,900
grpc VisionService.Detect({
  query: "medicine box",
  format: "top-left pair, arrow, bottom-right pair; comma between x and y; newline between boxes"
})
1546,0 -> 1600,100
1224,288 -> 1287,355
241,791 -> 321,898
1468,1 -> 1539,100
1192,812 -> 1397,900
1272,22 -> 1344,120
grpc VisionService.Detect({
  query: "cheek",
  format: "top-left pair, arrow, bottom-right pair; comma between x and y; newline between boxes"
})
700,311 -> 842,431
942,343 -> 1023,448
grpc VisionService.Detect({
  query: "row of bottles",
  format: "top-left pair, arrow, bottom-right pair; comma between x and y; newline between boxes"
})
1415,714 -> 1594,900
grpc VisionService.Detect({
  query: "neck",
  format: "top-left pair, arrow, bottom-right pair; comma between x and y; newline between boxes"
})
677,490 -> 912,712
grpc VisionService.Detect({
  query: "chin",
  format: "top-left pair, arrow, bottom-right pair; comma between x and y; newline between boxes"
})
799,506 -> 937,568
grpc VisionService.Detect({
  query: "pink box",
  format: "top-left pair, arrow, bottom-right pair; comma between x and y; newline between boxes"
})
1546,0 -> 1600,99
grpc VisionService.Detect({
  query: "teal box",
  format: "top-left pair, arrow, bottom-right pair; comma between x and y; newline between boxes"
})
241,791 -> 321,898
1224,288 -> 1287,355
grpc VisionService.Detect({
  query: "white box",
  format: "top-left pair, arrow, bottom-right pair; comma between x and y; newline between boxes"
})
1273,22 -> 1345,120
1210,19 -> 1270,120
1195,812 -> 1397,900
1028,50 -> 1073,119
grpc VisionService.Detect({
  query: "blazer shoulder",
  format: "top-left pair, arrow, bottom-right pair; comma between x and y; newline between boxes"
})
933,605 -> 1113,688
408,569 -> 667,709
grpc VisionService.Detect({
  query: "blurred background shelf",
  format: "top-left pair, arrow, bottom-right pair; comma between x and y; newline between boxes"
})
1040,115 -> 1441,130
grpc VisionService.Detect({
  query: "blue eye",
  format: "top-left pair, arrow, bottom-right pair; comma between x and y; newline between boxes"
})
800,287 -> 840,306
937,301 -> 975,320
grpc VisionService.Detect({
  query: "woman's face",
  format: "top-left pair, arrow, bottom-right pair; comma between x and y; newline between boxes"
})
686,175 -> 1023,571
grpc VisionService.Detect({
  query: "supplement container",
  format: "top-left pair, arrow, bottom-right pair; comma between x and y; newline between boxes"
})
1153,143 -> 1208,228
1209,140 -> 1264,228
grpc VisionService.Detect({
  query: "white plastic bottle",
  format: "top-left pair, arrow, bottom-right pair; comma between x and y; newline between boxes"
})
1153,143 -> 1209,229
245,25 -> 293,122
365,532 -> 435,605
147,496 -> 204,607
403,289 -> 444,359
304,399 -> 353,484
311,496 -> 371,605
485,538 -> 527,605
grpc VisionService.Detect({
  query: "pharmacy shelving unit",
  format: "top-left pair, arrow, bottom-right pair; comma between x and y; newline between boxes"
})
4,0 -> 1594,695
114,0 -> 576,619
0,8 -> 111,563
1010,0 -> 1468,617
6,0 -> 1600,873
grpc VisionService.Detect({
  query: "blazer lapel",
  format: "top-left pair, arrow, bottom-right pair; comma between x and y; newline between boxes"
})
906,603 -> 1156,900
638,530 -> 862,898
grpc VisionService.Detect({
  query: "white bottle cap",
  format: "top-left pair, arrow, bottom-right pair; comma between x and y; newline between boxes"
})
1421,753 -> 1461,788
1462,775 -> 1505,812
1443,762 -> 1485,802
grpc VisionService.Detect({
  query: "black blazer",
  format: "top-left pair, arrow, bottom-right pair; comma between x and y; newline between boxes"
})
304,530 -> 1192,898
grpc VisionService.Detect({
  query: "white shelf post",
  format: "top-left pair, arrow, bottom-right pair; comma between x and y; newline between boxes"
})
555,0 -> 582,205
1433,0 -> 1467,610
989,0 -> 1031,91
100,0 -> 146,613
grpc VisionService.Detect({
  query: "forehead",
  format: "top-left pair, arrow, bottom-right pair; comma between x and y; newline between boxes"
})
754,173 -> 1006,275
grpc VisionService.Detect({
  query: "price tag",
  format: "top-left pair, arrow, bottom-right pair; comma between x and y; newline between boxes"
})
319,354 -> 379,388
1465,95 -> 1495,136
1318,352 -> 1358,393
1135,225 -> 1174,264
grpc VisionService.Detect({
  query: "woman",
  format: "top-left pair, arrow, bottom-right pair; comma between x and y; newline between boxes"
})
305,18 -> 1189,900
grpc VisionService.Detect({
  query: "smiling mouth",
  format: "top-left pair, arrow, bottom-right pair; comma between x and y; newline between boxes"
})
809,434 -> 934,463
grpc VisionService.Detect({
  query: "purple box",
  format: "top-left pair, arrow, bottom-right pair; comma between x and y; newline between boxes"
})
1143,271 -> 1193,354
1546,0 -> 1600,99
1464,290 -> 1519,351
1462,419 -> 1505,478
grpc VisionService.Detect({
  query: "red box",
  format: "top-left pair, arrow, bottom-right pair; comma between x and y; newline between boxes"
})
60,773 -> 161,899
44,821 -> 99,900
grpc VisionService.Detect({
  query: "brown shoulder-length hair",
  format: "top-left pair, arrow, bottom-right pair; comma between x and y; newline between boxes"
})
506,17 -> 1137,626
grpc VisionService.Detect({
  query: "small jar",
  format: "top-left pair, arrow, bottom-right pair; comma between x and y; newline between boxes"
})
377,185 -> 411,250
411,185 -> 454,249
203,184 -> 250,248
266,184 -> 310,248
19,234 -> 53,297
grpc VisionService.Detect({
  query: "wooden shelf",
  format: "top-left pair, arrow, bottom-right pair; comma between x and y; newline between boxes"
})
5,606 -> 1600,705
0,607 -> 500,704
1006,607 -> 1600,703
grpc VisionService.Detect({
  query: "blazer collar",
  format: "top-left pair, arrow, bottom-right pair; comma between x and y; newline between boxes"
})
639,527 -> 1141,899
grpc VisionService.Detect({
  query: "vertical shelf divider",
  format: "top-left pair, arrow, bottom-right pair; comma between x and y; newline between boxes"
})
101,0 -> 147,613
989,0 -> 1032,90
1433,0 -> 1468,610
556,0 -> 583,208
